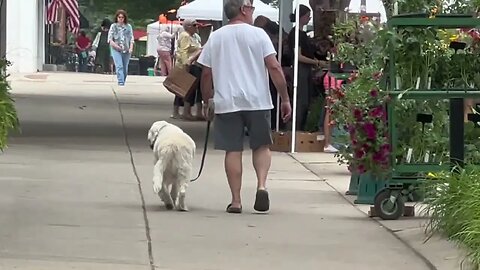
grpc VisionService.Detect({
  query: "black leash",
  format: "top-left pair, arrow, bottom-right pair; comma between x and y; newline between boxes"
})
190,120 -> 211,182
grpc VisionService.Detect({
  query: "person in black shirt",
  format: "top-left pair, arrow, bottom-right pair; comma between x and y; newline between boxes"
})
287,4 -> 323,131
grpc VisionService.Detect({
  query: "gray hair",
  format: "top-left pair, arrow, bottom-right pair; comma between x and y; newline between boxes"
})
224,0 -> 253,20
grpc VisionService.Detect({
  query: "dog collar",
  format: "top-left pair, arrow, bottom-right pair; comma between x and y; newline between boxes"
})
150,125 -> 167,149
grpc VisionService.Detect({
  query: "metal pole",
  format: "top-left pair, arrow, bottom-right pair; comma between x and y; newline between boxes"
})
450,98 -> 465,168
275,0 -> 283,132
222,0 -> 228,26
360,0 -> 366,13
291,0 -> 300,153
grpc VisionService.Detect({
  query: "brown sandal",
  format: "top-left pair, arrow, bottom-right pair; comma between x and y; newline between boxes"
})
226,204 -> 242,214
254,189 -> 270,212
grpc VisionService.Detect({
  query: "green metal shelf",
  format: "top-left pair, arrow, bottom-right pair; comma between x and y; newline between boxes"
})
388,16 -> 480,28
392,164 -> 450,174
388,89 -> 480,99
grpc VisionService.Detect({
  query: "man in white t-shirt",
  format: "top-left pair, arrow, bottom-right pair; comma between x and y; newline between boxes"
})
197,0 -> 291,214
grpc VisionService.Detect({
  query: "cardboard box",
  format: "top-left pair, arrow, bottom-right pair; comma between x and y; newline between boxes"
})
271,131 -> 325,152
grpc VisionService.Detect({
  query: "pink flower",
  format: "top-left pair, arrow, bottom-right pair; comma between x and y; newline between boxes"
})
373,72 -> 382,81
370,89 -> 378,97
381,144 -> 391,152
369,106 -> 384,118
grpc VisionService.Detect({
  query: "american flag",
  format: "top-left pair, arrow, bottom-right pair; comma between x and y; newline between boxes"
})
46,0 -> 80,34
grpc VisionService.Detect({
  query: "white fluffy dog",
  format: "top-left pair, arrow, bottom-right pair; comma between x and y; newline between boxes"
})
148,121 -> 196,211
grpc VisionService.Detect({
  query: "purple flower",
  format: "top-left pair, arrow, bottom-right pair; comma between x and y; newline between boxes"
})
354,149 -> 365,159
373,151 -> 386,163
370,89 -> 378,97
362,143 -> 370,151
353,109 -> 363,121
348,125 -> 356,134
381,144 -> 391,153
357,165 -> 366,174
363,123 -> 377,140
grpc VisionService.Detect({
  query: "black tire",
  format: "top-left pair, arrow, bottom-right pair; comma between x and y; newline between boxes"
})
374,189 -> 405,220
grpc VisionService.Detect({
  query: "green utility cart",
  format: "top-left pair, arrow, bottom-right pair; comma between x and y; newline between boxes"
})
373,15 -> 480,220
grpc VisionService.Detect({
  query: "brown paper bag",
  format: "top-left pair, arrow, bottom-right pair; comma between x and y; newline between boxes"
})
163,66 -> 198,98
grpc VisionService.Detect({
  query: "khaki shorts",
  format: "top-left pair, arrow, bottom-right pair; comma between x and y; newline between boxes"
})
213,110 -> 272,151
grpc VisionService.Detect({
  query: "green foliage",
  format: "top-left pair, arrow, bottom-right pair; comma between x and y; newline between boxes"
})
304,96 -> 324,132
424,166 -> 480,269
0,58 -> 19,151
332,19 -> 384,68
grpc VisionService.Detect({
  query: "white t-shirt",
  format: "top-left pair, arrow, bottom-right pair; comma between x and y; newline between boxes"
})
197,23 -> 276,114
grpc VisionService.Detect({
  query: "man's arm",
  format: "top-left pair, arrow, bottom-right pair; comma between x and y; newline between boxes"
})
200,66 -> 213,102
264,54 -> 289,103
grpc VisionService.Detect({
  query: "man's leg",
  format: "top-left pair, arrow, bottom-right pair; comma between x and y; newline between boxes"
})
225,151 -> 243,208
246,110 -> 273,211
252,145 -> 271,190
214,112 -> 245,212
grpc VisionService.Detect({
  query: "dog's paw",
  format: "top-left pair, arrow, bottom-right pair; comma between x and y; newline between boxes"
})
177,204 -> 189,212
165,203 -> 174,210
153,181 -> 161,194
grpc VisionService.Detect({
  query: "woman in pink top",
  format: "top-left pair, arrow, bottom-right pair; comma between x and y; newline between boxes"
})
156,25 -> 174,76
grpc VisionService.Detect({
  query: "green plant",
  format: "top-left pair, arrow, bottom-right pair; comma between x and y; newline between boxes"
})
424,166 -> 480,269
304,96 -> 324,132
0,58 -> 19,151
332,19 -> 384,68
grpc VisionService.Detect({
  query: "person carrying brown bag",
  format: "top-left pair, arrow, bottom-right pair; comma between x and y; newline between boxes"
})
171,19 -> 204,121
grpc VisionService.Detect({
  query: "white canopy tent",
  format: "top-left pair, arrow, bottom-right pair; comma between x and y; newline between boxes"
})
346,0 -> 388,22
177,0 -> 279,22
146,21 -> 183,56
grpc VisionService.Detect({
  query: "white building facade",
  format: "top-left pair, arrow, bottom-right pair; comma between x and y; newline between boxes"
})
5,0 -> 46,74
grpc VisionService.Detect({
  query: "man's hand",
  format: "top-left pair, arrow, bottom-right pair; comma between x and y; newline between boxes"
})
202,98 -> 215,121
280,101 -> 292,123
264,54 -> 291,123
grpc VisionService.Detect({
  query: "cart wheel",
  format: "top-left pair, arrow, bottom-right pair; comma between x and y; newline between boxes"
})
374,189 -> 405,220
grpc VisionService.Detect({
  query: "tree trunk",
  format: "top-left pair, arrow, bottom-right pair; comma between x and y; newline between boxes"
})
309,0 -> 336,55
0,0 -> 5,58
383,0 -> 394,18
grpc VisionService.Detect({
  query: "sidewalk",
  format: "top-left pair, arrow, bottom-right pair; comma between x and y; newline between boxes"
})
292,152 -> 469,270
0,72 -> 459,269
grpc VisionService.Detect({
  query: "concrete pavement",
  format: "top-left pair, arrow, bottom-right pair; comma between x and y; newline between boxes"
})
0,72 -> 451,269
